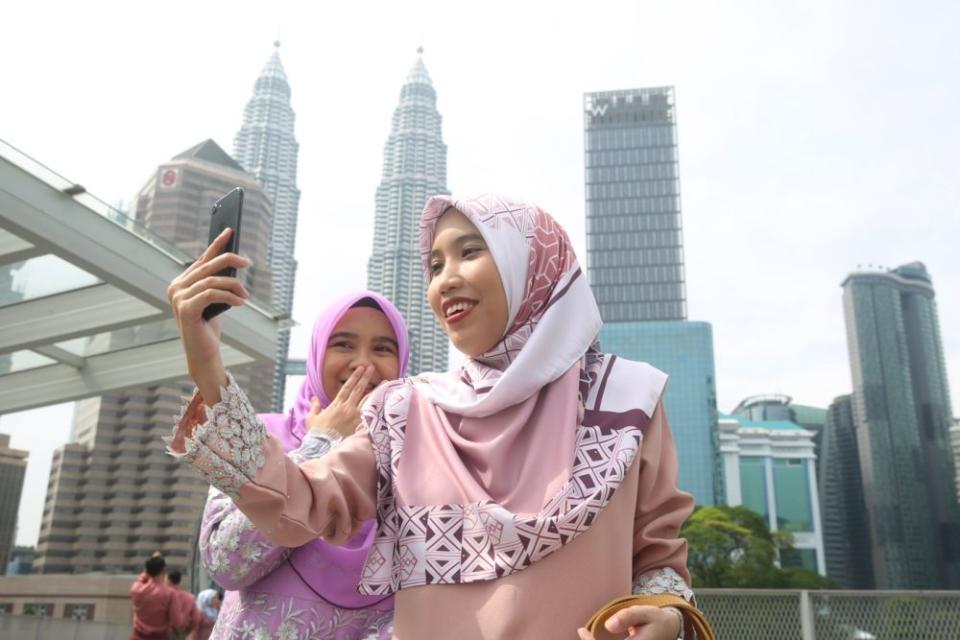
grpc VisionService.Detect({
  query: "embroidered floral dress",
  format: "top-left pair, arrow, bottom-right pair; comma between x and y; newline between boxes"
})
194,432 -> 393,640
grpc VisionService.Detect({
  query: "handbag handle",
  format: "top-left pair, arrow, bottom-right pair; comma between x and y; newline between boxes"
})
585,594 -> 717,640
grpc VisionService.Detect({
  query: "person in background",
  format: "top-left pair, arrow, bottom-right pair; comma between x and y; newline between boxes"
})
166,568 -> 200,640
192,589 -> 221,640
191,291 -> 406,639
129,553 -> 186,640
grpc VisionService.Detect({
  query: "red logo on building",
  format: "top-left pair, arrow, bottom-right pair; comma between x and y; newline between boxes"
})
161,169 -> 177,187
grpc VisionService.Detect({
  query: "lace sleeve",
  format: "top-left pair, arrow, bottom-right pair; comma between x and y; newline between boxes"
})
164,373 -> 267,500
632,566 -> 694,601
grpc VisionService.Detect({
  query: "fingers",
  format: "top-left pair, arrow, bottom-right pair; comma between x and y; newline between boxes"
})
194,228 -> 233,271
577,629 -> 595,640
180,288 -> 247,319
168,251 -> 250,307
178,275 -> 249,306
605,606 -> 660,634
348,366 -> 375,406
307,396 -> 322,418
333,367 -> 366,403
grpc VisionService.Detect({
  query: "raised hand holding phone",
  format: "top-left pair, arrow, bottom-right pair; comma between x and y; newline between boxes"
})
166,227 -> 251,404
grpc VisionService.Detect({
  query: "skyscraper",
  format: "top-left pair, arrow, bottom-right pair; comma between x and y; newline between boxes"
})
585,87 -> 720,504
367,50 -> 449,375
233,42 -> 301,411
33,141 -> 275,577
584,87 -> 685,322
952,419 -> 960,503
0,434 -> 27,574
600,322 -> 719,505
842,262 -> 960,588
818,395 -> 874,588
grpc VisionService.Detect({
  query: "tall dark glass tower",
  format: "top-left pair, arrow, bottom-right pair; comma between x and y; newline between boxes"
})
233,42 -> 301,411
842,262 -> 960,587
584,87 -> 719,505
584,87 -> 685,322
367,50 -> 449,374
818,394 -> 874,588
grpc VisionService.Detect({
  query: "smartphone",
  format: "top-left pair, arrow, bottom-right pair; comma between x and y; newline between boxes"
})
202,187 -> 244,321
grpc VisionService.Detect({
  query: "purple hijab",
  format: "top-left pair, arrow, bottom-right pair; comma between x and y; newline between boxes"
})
258,290 -> 409,608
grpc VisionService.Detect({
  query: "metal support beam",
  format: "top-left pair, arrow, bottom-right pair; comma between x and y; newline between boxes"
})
0,340 -> 255,414
32,345 -> 85,369
0,283 -> 163,354
0,229 -> 42,265
0,156 -> 278,364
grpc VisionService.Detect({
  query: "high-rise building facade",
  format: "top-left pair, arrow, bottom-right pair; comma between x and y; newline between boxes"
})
0,434 -> 28,574
366,51 -> 449,375
584,87 -> 685,322
33,141 -> 275,577
600,322 -> 719,505
233,42 -> 301,411
952,419 -> 960,503
818,395 -> 874,588
717,413 -> 825,575
842,262 -> 960,588
585,87 -> 719,504
732,395 -> 828,483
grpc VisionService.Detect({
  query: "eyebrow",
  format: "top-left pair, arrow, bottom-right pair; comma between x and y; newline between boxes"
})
430,233 -> 486,258
329,331 -> 398,348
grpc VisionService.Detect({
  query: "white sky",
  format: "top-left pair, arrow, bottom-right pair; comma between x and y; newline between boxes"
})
1,0 -> 958,547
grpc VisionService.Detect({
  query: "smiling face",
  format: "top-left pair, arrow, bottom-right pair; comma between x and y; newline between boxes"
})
426,208 -> 509,357
321,306 -> 400,400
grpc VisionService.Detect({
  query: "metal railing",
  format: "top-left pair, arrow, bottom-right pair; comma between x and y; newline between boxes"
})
697,589 -> 960,639
2,589 -> 959,639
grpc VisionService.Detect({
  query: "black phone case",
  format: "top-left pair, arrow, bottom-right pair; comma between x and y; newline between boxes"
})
202,187 -> 244,321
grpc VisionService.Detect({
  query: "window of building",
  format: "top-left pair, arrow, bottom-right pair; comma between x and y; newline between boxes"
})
64,603 -> 95,621
780,548 -> 818,573
739,456 -> 768,520
773,459 -> 813,532
0,603 -> 13,614
23,603 -> 55,617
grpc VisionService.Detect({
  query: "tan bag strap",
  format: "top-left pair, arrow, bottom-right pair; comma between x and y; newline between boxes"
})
586,594 -> 717,640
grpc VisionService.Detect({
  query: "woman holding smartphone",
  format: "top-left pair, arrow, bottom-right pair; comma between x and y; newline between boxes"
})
178,287 -> 407,639
167,195 -> 696,639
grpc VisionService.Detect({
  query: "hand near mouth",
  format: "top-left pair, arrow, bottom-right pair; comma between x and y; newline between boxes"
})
306,365 -> 377,438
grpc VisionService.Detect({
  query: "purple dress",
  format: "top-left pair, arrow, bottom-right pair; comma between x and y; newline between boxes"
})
198,433 -> 394,640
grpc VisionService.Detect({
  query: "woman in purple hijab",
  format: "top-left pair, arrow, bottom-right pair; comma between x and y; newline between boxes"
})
196,291 -> 408,639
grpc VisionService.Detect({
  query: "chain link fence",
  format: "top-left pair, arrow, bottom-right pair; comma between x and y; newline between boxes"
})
697,589 -> 960,639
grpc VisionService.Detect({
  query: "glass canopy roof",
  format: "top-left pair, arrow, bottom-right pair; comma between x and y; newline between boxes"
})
0,138 -> 285,413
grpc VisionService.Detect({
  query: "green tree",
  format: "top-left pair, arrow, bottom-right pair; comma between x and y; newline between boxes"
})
681,505 -> 835,588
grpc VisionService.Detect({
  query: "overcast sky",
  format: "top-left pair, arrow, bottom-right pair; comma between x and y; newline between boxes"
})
2,0 -> 958,546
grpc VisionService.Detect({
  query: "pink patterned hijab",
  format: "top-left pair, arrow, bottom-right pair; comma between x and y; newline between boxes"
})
399,194 -> 603,514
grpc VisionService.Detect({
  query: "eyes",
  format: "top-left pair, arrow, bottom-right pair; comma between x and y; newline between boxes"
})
329,340 -> 397,356
430,245 -> 485,275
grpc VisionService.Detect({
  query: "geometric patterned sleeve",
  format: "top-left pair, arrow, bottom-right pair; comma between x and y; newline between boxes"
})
631,400 -> 697,638
198,432 -> 344,590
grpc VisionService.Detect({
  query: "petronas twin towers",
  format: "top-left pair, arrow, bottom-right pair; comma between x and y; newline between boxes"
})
366,51 -> 450,374
237,45 -> 449,403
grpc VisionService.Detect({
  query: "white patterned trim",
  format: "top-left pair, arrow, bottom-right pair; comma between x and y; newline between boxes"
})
632,566 -> 694,602
289,431 -> 342,464
165,373 -> 267,500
